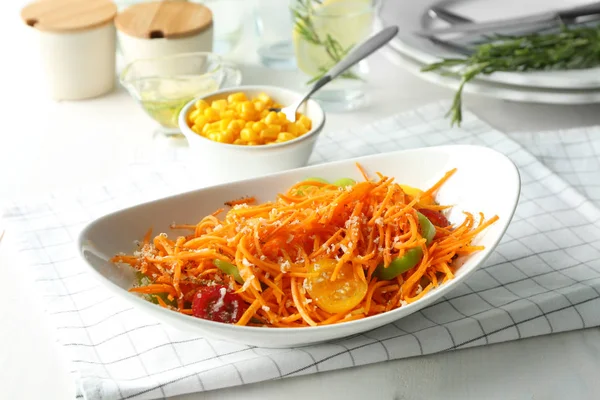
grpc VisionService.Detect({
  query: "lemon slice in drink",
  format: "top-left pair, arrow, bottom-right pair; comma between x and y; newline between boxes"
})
292,0 -> 373,78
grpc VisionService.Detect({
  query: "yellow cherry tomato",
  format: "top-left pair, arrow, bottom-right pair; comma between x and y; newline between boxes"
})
399,184 -> 434,206
305,258 -> 368,314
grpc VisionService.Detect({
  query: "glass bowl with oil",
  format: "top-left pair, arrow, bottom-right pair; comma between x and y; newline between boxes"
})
120,52 -> 242,139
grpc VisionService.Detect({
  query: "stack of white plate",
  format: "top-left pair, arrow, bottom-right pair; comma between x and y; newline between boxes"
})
377,0 -> 600,104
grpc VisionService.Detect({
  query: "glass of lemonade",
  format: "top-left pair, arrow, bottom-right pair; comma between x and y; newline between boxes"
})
120,52 -> 242,140
290,0 -> 376,111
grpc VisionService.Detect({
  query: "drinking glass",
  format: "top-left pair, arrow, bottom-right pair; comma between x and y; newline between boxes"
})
255,0 -> 296,69
290,0 -> 376,111
199,0 -> 245,54
120,52 -> 242,140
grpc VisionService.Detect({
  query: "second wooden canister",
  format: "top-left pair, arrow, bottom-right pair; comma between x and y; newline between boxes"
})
115,1 -> 214,63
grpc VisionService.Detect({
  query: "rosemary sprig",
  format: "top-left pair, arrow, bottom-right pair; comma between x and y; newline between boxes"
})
422,25 -> 600,126
291,0 -> 362,83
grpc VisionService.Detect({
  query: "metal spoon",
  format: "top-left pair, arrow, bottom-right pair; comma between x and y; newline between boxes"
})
428,6 -> 472,25
269,26 -> 399,122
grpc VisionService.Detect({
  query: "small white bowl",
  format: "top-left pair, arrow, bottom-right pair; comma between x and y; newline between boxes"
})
178,85 -> 326,185
78,145 -> 520,348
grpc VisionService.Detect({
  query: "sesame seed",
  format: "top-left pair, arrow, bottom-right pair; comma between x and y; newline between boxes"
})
242,258 -> 253,268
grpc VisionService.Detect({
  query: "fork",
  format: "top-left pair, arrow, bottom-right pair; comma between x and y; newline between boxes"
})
269,26 -> 399,122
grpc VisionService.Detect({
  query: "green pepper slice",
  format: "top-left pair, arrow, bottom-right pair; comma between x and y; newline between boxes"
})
135,272 -> 176,306
304,177 -> 329,184
333,178 -> 357,187
213,259 -> 244,284
296,177 -> 329,196
417,211 -> 436,245
373,212 -> 437,280
374,247 -> 423,280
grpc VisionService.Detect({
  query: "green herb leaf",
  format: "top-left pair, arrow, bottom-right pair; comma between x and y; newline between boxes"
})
421,25 -> 600,126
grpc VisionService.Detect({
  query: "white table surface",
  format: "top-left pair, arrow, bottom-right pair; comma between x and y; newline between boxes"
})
3,1 -> 600,399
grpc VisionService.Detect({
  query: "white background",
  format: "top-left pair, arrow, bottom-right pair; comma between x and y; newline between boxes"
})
2,0 -> 600,399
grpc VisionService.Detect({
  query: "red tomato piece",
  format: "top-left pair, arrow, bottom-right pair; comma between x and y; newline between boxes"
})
192,284 -> 248,323
418,208 -> 450,227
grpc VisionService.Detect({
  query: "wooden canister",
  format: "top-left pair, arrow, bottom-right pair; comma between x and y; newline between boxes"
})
21,0 -> 118,100
115,1 -> 213,64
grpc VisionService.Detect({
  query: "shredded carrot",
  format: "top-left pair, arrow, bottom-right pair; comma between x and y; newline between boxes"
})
156,296 -> 168,308
112,166 -> 497,328
224,196 -> 256,207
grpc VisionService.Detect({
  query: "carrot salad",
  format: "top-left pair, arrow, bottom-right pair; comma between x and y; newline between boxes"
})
112,166 -> 498,327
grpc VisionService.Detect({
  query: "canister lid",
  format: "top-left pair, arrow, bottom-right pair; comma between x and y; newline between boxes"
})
21,0 -> 117,32
115,1 -> 213,39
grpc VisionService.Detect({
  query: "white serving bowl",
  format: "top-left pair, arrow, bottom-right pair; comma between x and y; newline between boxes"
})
78,145 -> 520,348
178,85 -> 326,185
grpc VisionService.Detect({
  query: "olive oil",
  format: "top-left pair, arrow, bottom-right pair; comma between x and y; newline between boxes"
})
135,78 -> 219,128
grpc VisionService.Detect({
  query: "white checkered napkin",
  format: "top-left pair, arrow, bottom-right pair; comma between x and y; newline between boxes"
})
506,127 -> 600,208
4,102 -> 600,400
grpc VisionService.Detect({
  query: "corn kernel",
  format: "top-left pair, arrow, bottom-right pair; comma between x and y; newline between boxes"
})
188,109 -> 201,123
253,100 -> 266,112
219,119 -> 232,131
260,126 -> 280,140
194,99 -> 209,112
207,121 -> 221,131
257,92 -> 272,105
240,101 -> 253,113
213,133 -> 226,143
264,111 -> 278,125
298,115 -> 312,130
189,92 -> 312,147
252,121 -> 267,133
221,110 -> 235,119
240,111 -> 255,120
227,120 -> 243,133
269,124 -> 281,134
277,112 -> 289,123
193,115 -> 208,128
227,92 -> 247,103
286,123 -> 298,135
219,130 -> 235,144
277,132 -> 296,142
295,122 -> 308,135
240,128 -> 259,142
204,107 -> 220,122
211,99 -> 228,111
225,127 -> 238,138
